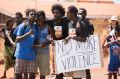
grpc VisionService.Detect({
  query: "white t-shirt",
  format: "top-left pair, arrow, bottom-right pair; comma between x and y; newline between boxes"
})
109,28 -> 115,36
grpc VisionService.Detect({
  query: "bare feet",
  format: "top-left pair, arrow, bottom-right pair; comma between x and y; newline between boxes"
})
1,75 -> 6,78
51,69 -> 55,75
118,73 -> 120,76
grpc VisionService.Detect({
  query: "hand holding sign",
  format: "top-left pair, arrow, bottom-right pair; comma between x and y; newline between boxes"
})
69,28 -> 76,37
64,28 -> 76,44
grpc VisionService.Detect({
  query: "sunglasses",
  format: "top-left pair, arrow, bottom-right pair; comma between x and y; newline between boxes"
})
29,13 -> 36,17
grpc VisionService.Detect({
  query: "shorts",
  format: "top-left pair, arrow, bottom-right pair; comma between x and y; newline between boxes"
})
15,59 -> 36,73
36,53 -> 50,75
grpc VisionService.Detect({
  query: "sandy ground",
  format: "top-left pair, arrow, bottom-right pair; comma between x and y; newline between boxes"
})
0,58 -> 120,79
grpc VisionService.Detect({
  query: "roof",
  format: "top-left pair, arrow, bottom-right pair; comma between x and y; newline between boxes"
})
0,0 -> 120,18
0,8 -> 13,17
77,0 -> 113,3
77,0 -> 113,2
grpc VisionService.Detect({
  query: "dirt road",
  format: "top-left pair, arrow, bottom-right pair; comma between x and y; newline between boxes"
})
1,58 -> 120,79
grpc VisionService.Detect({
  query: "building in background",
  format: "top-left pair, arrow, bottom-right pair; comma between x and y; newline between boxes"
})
0,0 -> 120,27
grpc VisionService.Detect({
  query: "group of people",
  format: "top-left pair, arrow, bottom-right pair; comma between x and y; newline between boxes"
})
0,3 -> 119,79
0,12 -> 23,78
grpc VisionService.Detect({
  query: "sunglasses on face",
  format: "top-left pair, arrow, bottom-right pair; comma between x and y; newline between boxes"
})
29,12 -> 36,17
78,12 -> 83,15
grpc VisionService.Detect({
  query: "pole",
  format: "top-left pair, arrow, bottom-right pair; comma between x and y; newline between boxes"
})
35,0 -> 37,10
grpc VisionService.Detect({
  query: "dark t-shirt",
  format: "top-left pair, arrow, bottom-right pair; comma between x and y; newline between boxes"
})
2,28 -> 15,46
83,19 -> 94,35
77,18 -> 94,37
47,17 -> 69,40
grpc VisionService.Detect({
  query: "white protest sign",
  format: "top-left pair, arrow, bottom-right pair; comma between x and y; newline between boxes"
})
54,34 -> 103,73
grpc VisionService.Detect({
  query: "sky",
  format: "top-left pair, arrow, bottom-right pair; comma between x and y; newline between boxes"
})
113,0 -> 120,4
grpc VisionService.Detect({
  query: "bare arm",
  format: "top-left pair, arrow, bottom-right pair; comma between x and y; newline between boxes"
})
102,36 -> 109,48
48,25 -> 54,38
16,29 -> 33,42
0,28 -> 3,32
0,28 -> 4,39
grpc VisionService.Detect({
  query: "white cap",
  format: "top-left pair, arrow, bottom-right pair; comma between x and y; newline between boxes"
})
109,15 -> 118,21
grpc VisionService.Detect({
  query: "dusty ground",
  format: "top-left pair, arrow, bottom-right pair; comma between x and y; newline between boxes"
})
1,58 -> 120,79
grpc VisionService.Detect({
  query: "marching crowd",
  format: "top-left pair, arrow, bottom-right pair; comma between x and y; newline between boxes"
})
0,3 -> 120,79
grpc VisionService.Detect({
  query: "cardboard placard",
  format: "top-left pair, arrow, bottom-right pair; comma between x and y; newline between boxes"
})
54,34 -> 103,73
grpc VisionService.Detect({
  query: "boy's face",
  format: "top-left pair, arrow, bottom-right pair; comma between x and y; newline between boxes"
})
78,9 -> 86,19
53,9 -> 62,20
67,11 -> 72,20
28,11 -> 36,22
37,16 -> 45,25
67,9 -> 74,20
15,15 -> 23,24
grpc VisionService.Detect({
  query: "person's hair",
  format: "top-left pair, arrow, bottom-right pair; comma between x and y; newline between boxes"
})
110,21 -> 119,30
37,10 -> 45,18
68,5 -> 78,16
25,8 -> 36,16
6,18 -> 14,26
79,8 -> 87,15
51,4 -> 65,17
15,12 -> 23,18
115,26 -> 120,32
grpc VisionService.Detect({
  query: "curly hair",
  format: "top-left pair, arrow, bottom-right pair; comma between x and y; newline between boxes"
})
15,12 -> 23,18
6,18 -> 14,26
25,8 -> 36,16
51,4 -> 65,17
37,10 -> 45,18
68,5 -> 78,16
79,8 -> 87,15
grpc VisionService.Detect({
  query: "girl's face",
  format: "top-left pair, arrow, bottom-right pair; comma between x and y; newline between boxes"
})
111,20 -> 117,26
7,20 -> 14,29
